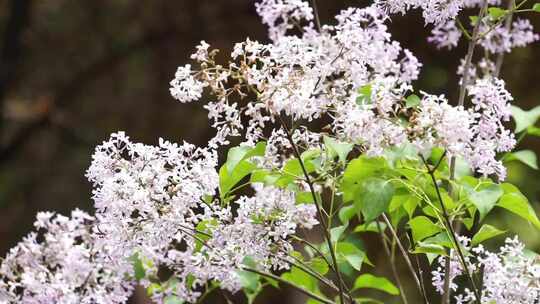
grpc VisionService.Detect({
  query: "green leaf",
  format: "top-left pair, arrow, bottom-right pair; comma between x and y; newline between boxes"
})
527,126 -> 540,136
353,221 -> 387,233
488,7 -> 506,20
412,242 -> 447,257
533,3 -> 540,12
408,216 -> 442,243
324,136 -> 353,163
282,266 -> 320,293
336,242 -> 370,271
219,160 -> 255,197
505,150 -> 538,170
283,158 -> 315,177
354,178 -> 395,222
468,183 -> 503,220
237,270 -> 260,293
339,205 -> 357,224
343,156 -> 389,186
423,232 -> 453,248
353,274 -> 399,296
511,105 -> 540,133
354,298 -> 384,304
225,142 -> 266,174
471,224 -> 506,245
164,296 -> 183,304
341,156 -> 392,203
497,184 -> 540,229
356,84 -> 372,105
308,258 -> 329,276
405,94 -> 421,108
130,253 -> 146,280
331,225 -> 348,243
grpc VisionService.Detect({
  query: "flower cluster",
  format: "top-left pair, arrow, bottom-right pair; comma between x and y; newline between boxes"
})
425,0 -> 538,58
1,129 -> 319,304
432,237 -> 540,304
255,0 -> 315,41
168,0 -> 521,178
1,0 -> 538,303
86,132 -> 318,302
0,210 -> 134,304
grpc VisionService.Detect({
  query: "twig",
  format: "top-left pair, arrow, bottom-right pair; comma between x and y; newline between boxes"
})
494,0 -> 516,77
310,0 -> 322,32
446,2 -> 488,302
277,114 -> 348,304
376,220 -> 410,304
421,157 -> 482,303
381,213 -> 429,304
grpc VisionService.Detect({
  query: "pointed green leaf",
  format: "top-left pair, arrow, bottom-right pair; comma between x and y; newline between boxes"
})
505,150 -> 538,170
488,7 -> 506,20
324,136 -> 353,163
225,142 -> 266,174
405,94 -> 421,108
353,221 -> 387,233
353,274 -> 399,295
408,216 -> 442,243
354,178 -> 395,222
356,84 -> 372,105
331,225 -> 348,243
336,242 -> 369,271
497,184 -> 540,229
472,224 -> 506,245
339,205 -> 357,224
468,183 -> 503,220
511,105 -> 540,133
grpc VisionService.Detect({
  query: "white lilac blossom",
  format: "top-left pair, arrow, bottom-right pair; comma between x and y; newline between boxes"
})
376,0 -> 464,25
467,77 -> 515,179
410,93 -> 474,157
409,77 -> 515,179
172,3 -> 422,154
428,14 -> 538,53
169,64 -> 207,103
255,0 -> 315,41
428,21 -> 463,49
168,0 -> 519,179
1,0 -> 537,303
85,133 -> 319,303
432,237 -> 540,304
0,210 -> 134,304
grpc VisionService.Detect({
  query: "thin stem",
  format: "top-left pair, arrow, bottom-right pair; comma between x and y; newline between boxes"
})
278,114 -> 347,304
310,0 -> 322,32
376,221 -> 410,304
291,235 -> 335,270
456,18 -> 473,40
243,268 -> 335,304
404,232 -> 430,304
494,0 -> 516,77
381,213 -> 429,303
476,0 -> 529,41
286,255 -> 356,303
422,157 -> 482,303
446,3 -> 488,302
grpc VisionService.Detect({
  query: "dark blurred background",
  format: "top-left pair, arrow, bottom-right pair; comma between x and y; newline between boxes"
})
0,1 -> 539,303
